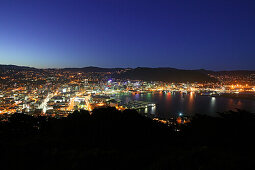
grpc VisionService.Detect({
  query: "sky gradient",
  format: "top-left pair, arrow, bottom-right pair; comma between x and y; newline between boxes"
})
0,0 -> 255,70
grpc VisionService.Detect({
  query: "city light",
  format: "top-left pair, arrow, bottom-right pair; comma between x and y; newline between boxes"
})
0,67 -> 254,117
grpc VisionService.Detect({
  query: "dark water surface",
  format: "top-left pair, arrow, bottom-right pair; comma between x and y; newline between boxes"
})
114,92 -> 255,118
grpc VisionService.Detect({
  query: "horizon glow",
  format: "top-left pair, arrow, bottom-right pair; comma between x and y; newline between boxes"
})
0,0 -> 255,71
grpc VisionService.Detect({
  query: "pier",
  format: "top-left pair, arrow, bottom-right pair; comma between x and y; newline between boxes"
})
122,100 -> 156,110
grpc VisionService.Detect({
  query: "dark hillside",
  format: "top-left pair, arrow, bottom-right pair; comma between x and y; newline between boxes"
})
116,67 -> 217,83
0,108 -> 255,169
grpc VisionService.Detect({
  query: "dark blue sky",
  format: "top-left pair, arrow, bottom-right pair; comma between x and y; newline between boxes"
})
0,0 -> 254,70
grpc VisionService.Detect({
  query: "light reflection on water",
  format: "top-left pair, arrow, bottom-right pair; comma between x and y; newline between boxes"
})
115,92 -> 255,118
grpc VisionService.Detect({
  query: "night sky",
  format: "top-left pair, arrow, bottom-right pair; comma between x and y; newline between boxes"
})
0,0 -> 254,70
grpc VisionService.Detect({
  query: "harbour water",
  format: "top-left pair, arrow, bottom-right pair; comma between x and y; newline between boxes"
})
113,92 -> 255,119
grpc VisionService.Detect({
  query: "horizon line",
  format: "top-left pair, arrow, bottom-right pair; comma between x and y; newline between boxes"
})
1,63 -> 255,72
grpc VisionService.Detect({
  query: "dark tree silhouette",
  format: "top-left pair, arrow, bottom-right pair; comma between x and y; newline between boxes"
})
0,108 -> 255,170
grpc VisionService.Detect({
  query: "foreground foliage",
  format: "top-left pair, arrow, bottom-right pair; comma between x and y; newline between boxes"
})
0,108 -> 254,169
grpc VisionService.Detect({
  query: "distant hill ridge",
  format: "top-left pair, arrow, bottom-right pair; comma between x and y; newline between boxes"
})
114,67 -> 216,82
0,64 -> 36,71
63,66 -> 124,72
1,64 -> 254,83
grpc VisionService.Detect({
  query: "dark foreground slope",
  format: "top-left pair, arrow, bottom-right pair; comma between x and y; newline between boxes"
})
0,108 -> 255,170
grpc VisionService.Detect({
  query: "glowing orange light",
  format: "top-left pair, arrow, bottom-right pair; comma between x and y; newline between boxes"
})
177,117 -> 182,124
